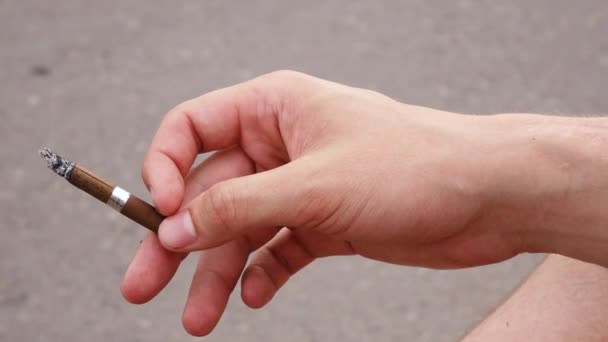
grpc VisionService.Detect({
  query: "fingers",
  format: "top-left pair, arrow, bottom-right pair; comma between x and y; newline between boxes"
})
122,147 -> 255,303
241,228 -> 354,309
182,147 -> 256,202
158,160 -> 313,251
181,156 -> 285,334
181,240 -> 249,336
181,226 -> 279,336
121,232 -> 187,304
142,70 -> 315,215
182,227 -> 353,335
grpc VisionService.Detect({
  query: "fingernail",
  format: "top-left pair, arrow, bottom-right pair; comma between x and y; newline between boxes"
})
159,210 -> 197,249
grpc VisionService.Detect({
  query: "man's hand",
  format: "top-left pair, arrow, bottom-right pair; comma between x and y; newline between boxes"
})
120,71 -> 608,336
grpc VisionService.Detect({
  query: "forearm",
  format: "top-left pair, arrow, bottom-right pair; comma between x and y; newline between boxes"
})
478,114 -> 608,266
463,255 -> 608,341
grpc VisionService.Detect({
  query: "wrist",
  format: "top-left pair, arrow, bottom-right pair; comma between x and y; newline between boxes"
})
479,114 -> 608,265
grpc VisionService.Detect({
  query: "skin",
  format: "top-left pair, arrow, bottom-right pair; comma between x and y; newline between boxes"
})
463,255 -> 608,341
120,71 -> 608,336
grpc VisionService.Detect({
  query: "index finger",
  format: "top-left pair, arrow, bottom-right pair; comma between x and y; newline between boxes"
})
142,89 -> 243,215
142,71 -> 317,215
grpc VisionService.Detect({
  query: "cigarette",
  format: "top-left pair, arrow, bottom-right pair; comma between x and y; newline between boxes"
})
39,147 -> 164,232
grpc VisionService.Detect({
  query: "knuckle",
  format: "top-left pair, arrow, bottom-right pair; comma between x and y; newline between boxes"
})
295,184 -> 339,231
294,175 -> 364,236
299,186 -> 327,213
358,88 -> 384,99
267,69 -> 302,80
261,69 -> 309,85
140,159 -> 149,182
165,98 -> 201,123
349,86 -> 396,104
202,183 -> 239,235
140,155 -> 153,189
171,100 -> 194,117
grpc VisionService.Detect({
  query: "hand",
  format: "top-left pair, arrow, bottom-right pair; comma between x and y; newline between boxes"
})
120,71 -> 608,336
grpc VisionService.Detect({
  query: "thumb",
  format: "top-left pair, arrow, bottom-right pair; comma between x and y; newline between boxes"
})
158,162 -> 310,251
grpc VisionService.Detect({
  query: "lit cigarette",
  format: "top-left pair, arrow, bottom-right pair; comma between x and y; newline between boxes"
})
39,147 -> 164,232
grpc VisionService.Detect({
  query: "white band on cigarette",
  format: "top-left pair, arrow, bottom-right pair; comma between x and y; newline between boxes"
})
107,186 -> 131,212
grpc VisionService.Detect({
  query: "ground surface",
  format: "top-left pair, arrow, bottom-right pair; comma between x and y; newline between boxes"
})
1,1 -> 607,341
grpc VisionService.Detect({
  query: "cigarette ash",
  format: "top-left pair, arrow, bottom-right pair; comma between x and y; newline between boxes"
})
39,147 -> 74,180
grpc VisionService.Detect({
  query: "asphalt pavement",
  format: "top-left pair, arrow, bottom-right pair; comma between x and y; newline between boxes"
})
1,1 -> 607,341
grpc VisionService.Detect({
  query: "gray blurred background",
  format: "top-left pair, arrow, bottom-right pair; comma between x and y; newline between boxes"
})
1,1 -> 607,341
